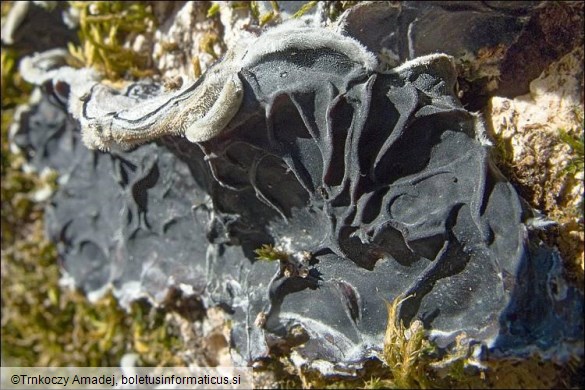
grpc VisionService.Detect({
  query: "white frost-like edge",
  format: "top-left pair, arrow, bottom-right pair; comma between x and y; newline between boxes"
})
241,22 -> 379,72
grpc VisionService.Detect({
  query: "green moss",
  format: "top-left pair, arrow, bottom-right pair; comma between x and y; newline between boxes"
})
559,128 -> 584,177
206,2 -> 220,18
67,1 -> 157,80
199,31 -> 225,60
382,295 -> 435,389
559,121 -> 585,223
254,243 -> 289,262
249,1 -> 260,20
127,299 -> 186,367
293,1 -> 318,18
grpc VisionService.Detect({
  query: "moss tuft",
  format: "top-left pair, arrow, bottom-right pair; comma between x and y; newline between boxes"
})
254,244 -> 289,262
559,127 -> 584,177
293,1 -> 318,19
382,295 -> 434,388
67,1 -> 157,80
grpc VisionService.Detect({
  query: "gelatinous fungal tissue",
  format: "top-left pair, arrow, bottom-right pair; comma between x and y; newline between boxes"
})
15,17 -> 583,375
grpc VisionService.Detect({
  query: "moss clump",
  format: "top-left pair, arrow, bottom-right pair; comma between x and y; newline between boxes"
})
254,243 -> 290,262
382,295 -> 435,388
559,126 -> 584,178
127,299 -> 187,367
67,1 -> 157,80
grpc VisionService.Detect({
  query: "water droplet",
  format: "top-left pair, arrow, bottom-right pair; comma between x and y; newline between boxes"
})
280,71 -> 288,78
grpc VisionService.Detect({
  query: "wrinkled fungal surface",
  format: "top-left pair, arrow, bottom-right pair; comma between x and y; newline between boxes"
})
13,19 -> 583,374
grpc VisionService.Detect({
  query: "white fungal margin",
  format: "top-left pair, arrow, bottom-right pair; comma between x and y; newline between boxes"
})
241,24 -> 379,72
185,74 -> 244,142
